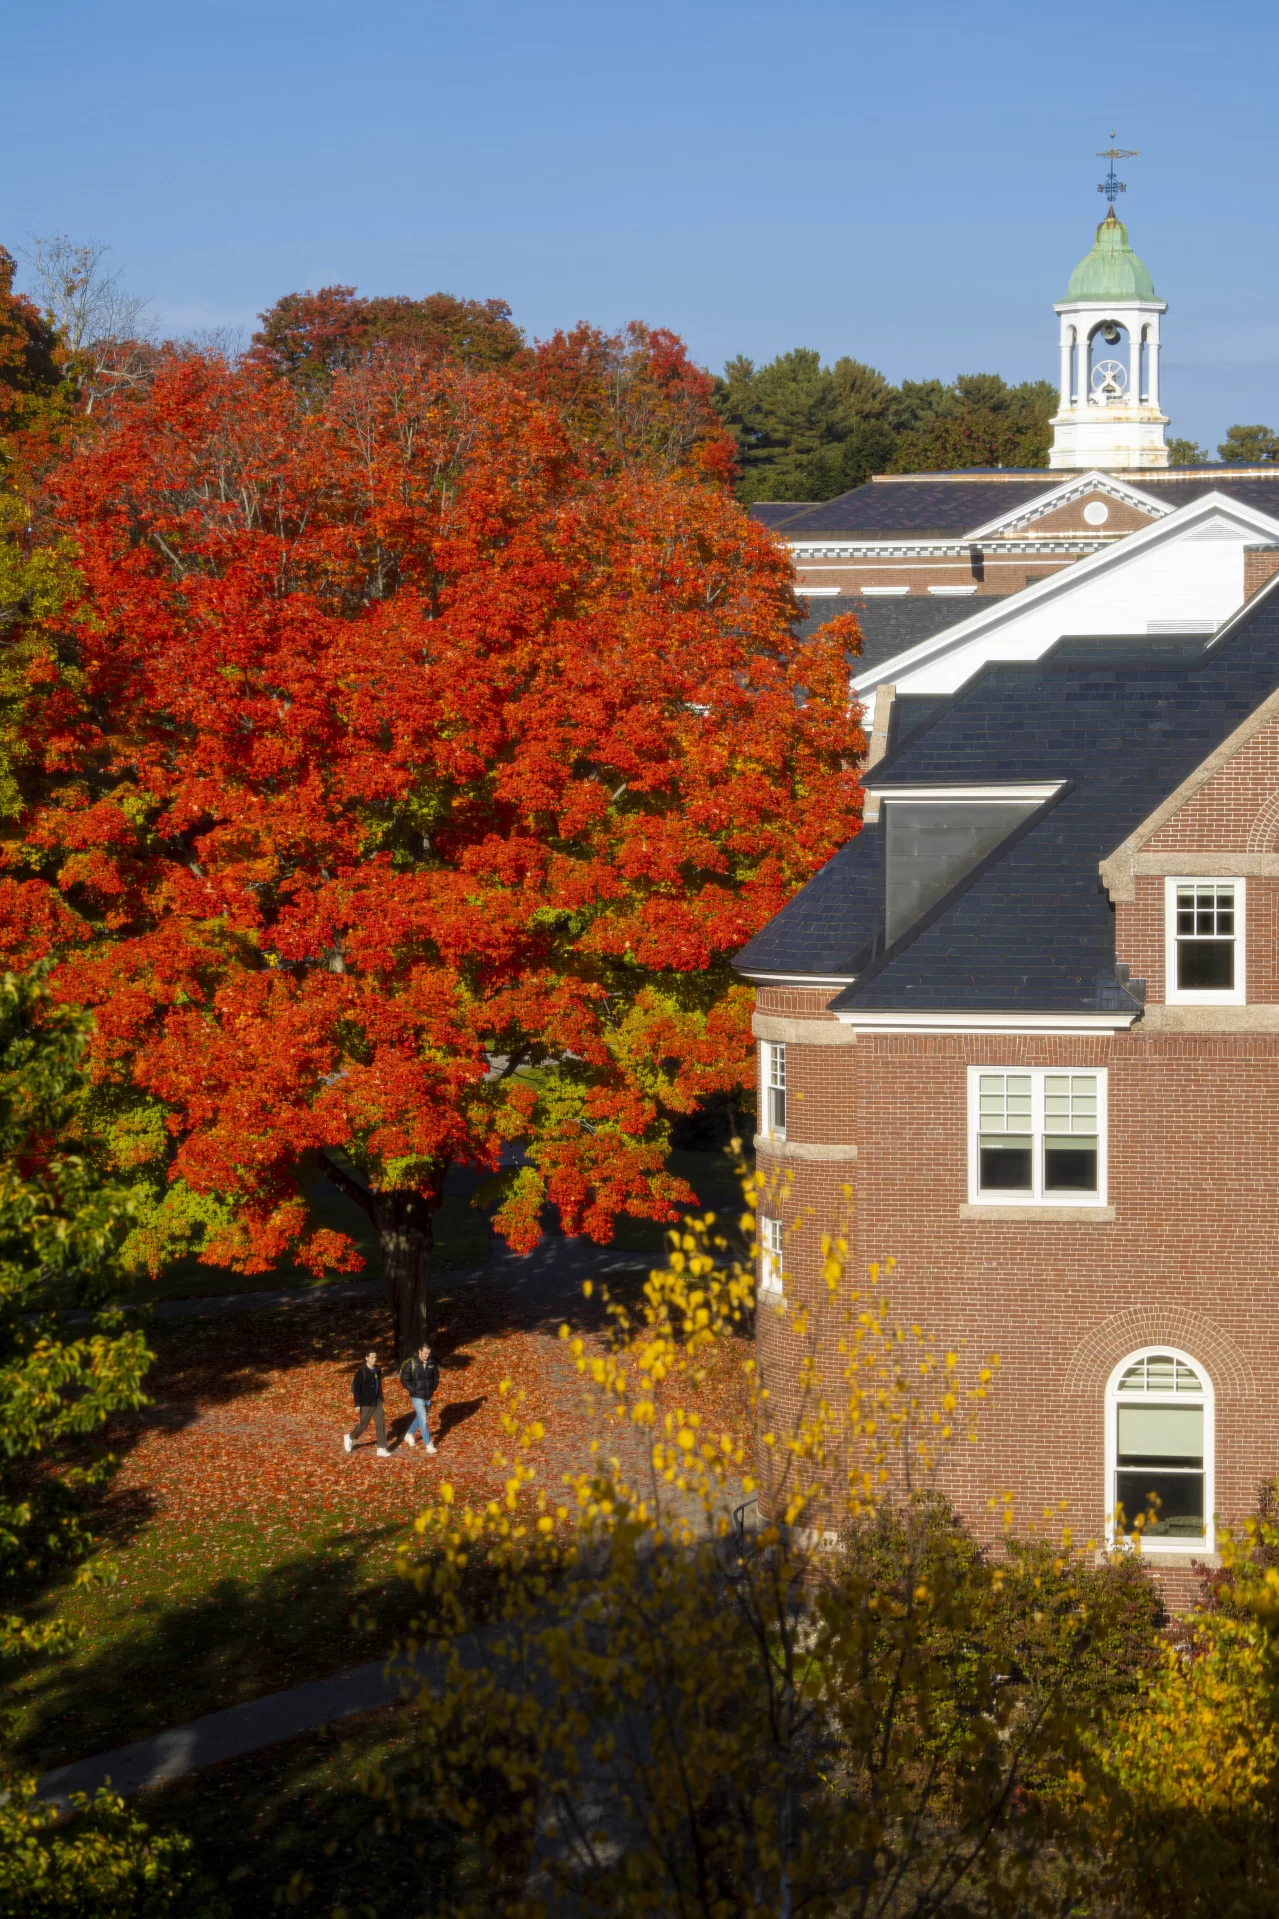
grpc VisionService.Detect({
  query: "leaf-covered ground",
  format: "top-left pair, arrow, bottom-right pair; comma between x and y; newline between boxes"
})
14,1201 -> 754,1773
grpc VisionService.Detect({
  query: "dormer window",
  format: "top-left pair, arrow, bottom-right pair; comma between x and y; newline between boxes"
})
1165,878 -> 1245,1006
880,786 -> 1060,947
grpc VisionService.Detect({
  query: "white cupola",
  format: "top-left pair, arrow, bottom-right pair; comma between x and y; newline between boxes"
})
1049,207 -> 1169,470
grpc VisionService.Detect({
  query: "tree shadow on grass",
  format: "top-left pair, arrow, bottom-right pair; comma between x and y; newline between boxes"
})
13,1523 -> 420,1776
139,1704 -> 532,1917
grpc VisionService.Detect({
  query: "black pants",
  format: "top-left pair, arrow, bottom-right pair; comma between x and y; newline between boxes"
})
349,1403 -> 386,1446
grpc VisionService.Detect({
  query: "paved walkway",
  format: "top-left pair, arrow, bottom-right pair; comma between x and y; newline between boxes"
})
37,1230 -> 715,1810
36,1655 -> 419,1809
131,1236 -> 657,1323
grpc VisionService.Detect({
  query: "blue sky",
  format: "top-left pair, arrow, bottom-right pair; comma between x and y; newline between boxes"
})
6,0 -> 1278,453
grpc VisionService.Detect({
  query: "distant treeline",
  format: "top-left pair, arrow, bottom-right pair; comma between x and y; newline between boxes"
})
711,353 -> 1059,502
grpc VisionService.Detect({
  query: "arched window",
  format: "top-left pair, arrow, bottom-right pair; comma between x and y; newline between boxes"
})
1105,1348 -> 1214,1553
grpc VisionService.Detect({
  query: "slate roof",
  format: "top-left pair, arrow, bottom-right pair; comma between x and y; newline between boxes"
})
796,594 -> 1010,680
758,480 -> 1054,540
750,502 -> 813,530
736,582 -> 1279,1010
754,470 -> 1279,543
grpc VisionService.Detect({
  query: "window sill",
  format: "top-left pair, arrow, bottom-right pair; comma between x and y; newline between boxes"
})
754,1134 -> 858,1162
1099,1547 -> 1219,1567
958,1203 -> 1115,1222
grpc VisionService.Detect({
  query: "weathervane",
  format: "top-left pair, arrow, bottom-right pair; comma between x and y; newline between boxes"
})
1097,134 -> 1138,205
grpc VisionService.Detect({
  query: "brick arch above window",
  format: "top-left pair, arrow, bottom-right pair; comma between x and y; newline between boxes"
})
1064,1308 -> 1257,1402
1245,787 -> 1279,851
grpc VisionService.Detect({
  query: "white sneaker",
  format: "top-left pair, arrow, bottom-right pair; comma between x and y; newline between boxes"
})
424,1442 -> 437,1454
403,1432 -> 416,1447
376,1447 -> 392,1457
343,1433 -> 353,1453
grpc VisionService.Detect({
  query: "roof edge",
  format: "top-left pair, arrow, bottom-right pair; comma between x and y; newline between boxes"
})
850,490 -> 1279,695
1099,642 -> 1279,902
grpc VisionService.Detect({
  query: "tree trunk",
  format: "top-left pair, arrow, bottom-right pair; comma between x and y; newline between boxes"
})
321,1156 -> 436,1361
372,1188 -> 435,1361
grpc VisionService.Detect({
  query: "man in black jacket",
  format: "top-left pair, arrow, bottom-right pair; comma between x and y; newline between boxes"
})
343,1350 -> 392,1456
400,1343 -> 439,1454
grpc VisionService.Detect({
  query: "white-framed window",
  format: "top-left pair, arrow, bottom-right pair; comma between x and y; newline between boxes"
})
761,1042 -> 787,1139
1165,877 -> 1246,1005
967,1067 -> 1107,1206
758,1216 -> 784,1300
1105,1348 -> 1214,1554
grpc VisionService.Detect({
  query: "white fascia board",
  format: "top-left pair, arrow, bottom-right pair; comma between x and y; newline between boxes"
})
872,783 -> 1063,802
850,491 -> 1279,697
963,470 -> 1171,543
836,1010 -> 1138,1034
788,536 -> 1108,558
736,970 -> 856,988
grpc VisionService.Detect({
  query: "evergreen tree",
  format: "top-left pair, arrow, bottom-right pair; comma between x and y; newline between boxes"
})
1219,423 -> 1279,464
714,351 -> 1058,501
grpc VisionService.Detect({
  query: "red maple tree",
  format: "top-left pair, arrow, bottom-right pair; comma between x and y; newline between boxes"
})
0,338 -> 862,1354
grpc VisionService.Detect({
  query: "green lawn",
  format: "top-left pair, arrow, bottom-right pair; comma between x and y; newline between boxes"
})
11,1513 -> 419,1775
14,1147 -> 753,1774
140,1705 -> 530,1916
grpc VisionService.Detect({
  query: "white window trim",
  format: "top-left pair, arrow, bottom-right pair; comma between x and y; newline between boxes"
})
760,1041 -> 787,1142
758,1215 -> 785,1302
874,783 -> 1063,803
1165,876 -> 1246,1006
1104,1346 -> 1215,1556
965,1066 -> 1108,1208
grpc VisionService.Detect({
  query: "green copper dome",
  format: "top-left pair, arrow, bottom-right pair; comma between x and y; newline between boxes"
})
1063,208 -> 1158,302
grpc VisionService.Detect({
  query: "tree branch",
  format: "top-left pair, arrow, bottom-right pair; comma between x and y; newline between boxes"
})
320,1151 -> 376,1220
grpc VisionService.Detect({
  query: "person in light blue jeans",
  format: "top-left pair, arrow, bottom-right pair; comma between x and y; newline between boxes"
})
399,1342 -> 440,1454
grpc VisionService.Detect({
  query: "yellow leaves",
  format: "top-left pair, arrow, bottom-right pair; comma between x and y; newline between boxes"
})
441,1483 -> 455,1505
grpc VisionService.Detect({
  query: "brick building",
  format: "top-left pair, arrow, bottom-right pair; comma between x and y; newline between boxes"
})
736,558 -> 1279,1596
757,203 -> 1279,681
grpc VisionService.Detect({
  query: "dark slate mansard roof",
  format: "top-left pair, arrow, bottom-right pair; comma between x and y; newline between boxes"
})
757,470 -> 1279,542
736,583 -> 1279,1014
796,593 -> 1011,680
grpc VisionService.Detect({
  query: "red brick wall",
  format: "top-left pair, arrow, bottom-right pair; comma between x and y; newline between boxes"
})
793,561 -> 1070,597
1143,710 -> 1279,852
755,985 -> 839,1021
1244,545 -> 1279,600
752,674 -> 1279,1599
756,1028 -> 1279,1584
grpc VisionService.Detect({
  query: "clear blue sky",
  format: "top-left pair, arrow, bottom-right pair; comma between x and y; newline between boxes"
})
6,0 -> 1278,453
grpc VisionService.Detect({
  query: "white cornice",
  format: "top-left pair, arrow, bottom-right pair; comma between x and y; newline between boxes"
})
836,1011 -> 1138,1034
737,970 -> 856,988
790,537 -> 1112,561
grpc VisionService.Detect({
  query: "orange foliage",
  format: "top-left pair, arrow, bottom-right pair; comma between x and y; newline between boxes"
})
0,336 -> 863,1302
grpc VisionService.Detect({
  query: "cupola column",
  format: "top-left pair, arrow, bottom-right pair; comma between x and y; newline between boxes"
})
1148,318 -> 1161,411
1130,326 -> 1142,403
1059,325 -> 1073,410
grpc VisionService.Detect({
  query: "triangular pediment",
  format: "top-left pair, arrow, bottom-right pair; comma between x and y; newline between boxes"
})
851,491 -> 1279,699
963,470 -> 1170,542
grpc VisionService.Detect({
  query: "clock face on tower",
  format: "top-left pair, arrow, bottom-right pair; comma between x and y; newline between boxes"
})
1092,359 -> 1128,398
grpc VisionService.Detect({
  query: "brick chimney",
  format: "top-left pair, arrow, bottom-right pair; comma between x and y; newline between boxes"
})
1244,544 -> 1279,600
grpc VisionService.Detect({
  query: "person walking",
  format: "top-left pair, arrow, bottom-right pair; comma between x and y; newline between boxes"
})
344,1350 -> 392,1455
399,1342 -> 439,1454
